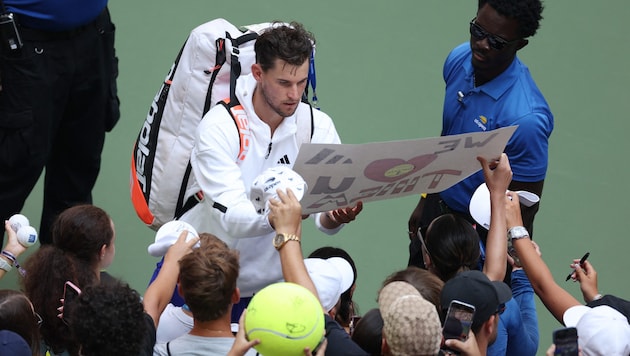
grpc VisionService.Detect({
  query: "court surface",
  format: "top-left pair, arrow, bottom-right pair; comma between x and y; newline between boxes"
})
3,1 -> 629,353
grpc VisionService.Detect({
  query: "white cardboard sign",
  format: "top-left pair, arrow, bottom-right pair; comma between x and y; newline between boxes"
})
293,126 -> 517,214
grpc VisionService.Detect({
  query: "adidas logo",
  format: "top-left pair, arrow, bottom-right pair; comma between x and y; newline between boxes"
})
277,154 -> 290,165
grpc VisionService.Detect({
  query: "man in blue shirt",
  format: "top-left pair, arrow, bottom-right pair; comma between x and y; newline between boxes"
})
0,0 -> 119,244
408,0 -> 554,268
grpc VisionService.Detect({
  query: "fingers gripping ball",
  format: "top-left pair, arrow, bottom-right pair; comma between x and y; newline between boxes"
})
245,282 -> 324,355
250,166 -> 307,215
17,226 -> 38,247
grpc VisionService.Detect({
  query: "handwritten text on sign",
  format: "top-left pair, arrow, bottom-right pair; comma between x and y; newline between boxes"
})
293,126 -> 516,214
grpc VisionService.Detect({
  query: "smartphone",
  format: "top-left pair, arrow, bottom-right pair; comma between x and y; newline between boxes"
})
440,300 -> 476,355
553,327 -> 579,356
62,281 -> 82,324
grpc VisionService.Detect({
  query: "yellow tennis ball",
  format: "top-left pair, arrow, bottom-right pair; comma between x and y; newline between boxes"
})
245,282 -> 324,356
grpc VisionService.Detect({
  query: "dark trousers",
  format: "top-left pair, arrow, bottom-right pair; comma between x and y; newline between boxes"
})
0,8 -> 119,244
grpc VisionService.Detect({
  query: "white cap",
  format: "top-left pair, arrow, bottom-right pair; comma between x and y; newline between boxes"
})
147,220 -> 199,257
303,257 -> 354,312
563,305 -> 630,355
469,183 -> 540,229
250,166 -> 307,215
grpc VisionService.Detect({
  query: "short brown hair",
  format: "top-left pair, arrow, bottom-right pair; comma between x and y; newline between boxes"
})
178,233 -> 239,321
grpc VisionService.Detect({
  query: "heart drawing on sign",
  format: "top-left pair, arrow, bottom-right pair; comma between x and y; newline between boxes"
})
363,154 -> 438,183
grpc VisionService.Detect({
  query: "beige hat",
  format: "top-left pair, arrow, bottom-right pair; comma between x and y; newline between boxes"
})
378,281 -> 442,356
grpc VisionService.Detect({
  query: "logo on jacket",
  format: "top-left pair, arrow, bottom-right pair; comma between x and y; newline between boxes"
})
277,155 -> 291,165
474,115 -> 488,131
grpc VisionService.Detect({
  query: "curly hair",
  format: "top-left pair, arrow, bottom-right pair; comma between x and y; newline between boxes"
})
19,204 -> 113,354
178,233 -> 240,322
255,21 -> 315,72
0,290 -> 40,356
68,281 -> 148,356
479,0 -> 544,38
424,214 -> 481,283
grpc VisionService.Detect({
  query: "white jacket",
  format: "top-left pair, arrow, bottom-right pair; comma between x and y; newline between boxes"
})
181,74 -> 342,297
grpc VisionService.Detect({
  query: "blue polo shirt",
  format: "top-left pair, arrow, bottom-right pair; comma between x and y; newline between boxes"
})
5,0 -> 107,31
439,43 -> 554,214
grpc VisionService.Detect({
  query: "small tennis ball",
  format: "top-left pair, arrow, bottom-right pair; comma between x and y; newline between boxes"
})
245,282 -> 324,356
17,225 -> 38,247
9,214 -> 30,233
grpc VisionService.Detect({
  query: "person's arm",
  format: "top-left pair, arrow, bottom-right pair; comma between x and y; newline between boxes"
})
143,230 -> 199,326
508,179 -> 544,237
506,191 -> 581,324
268,189 -> 320,301
479,154 -> 512,281
573,260 -> 599,303
443,330 -> 482,356
190,110 -> 274,238
0,221 -> 28,279
317,201 -> 364,231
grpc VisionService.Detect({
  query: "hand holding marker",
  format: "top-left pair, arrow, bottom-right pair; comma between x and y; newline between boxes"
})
565,252 -> 589,281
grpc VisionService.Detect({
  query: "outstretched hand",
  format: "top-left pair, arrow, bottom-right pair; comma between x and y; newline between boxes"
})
478,153 -> 512,195
322,201 -> 364,230
164,229 -> 199,266
227,310 -> 260,356
268,188 -> 303,235
3,220 -> 27,257
572,260 -> 599,302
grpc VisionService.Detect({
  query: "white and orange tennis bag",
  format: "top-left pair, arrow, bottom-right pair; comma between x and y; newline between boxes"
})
130,19 -> 316,230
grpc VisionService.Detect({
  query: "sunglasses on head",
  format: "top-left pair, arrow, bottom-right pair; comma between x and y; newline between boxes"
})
469,17 -> 520,50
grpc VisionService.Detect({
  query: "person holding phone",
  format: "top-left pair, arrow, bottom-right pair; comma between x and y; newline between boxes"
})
439,270 -> 512,355
505,191 -> 630,355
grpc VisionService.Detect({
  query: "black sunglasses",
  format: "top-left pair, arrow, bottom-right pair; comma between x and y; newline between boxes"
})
469,18 -> 520,50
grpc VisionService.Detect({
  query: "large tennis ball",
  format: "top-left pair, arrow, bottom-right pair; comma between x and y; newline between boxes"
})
245,282 -> 324,356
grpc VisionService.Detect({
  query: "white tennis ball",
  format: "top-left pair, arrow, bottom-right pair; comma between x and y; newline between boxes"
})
17,225 -> 38,247
9,214 -> 30,233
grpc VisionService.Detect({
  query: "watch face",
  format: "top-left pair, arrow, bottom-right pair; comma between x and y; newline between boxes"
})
274,234 -> 285,247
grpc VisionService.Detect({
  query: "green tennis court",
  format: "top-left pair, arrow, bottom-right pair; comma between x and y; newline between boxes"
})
3,1 -> 629,353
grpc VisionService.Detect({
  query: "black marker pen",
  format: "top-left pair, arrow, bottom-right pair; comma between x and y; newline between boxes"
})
565,252 -> 589,281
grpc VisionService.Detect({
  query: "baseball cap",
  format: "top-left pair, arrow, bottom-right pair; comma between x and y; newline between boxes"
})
0,330 -> 31,356
469,183 -> 539,229
304,257 -> 354,312
147,220 -> 200,257
440,270 -> 511,330
563,305 -> 630,355
378,281 -> 442,356
250,166 -> 307,216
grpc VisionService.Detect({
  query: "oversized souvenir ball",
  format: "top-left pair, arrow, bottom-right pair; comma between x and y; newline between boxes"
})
245,282 -> 324,355
250,166 -> 307,215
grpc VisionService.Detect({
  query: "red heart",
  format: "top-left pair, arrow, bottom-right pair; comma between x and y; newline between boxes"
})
363,154 -> 438,182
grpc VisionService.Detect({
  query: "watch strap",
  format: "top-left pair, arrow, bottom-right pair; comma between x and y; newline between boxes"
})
0,256 -> 13,272
508,226 -> 530,240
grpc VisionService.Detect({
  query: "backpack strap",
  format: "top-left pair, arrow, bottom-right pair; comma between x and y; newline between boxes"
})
166,341 -> 172,356
202,37 -> 227,115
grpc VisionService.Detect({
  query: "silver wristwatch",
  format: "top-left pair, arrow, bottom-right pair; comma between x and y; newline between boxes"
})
508,226 -> 530,240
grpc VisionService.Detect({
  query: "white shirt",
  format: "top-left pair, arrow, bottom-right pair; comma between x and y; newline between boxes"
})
181,74 -> 342,297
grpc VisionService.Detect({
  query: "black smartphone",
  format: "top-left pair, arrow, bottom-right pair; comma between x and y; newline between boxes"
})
553,327 -> 578,356
62,281 -> 82,324
440,300 -> 476,355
